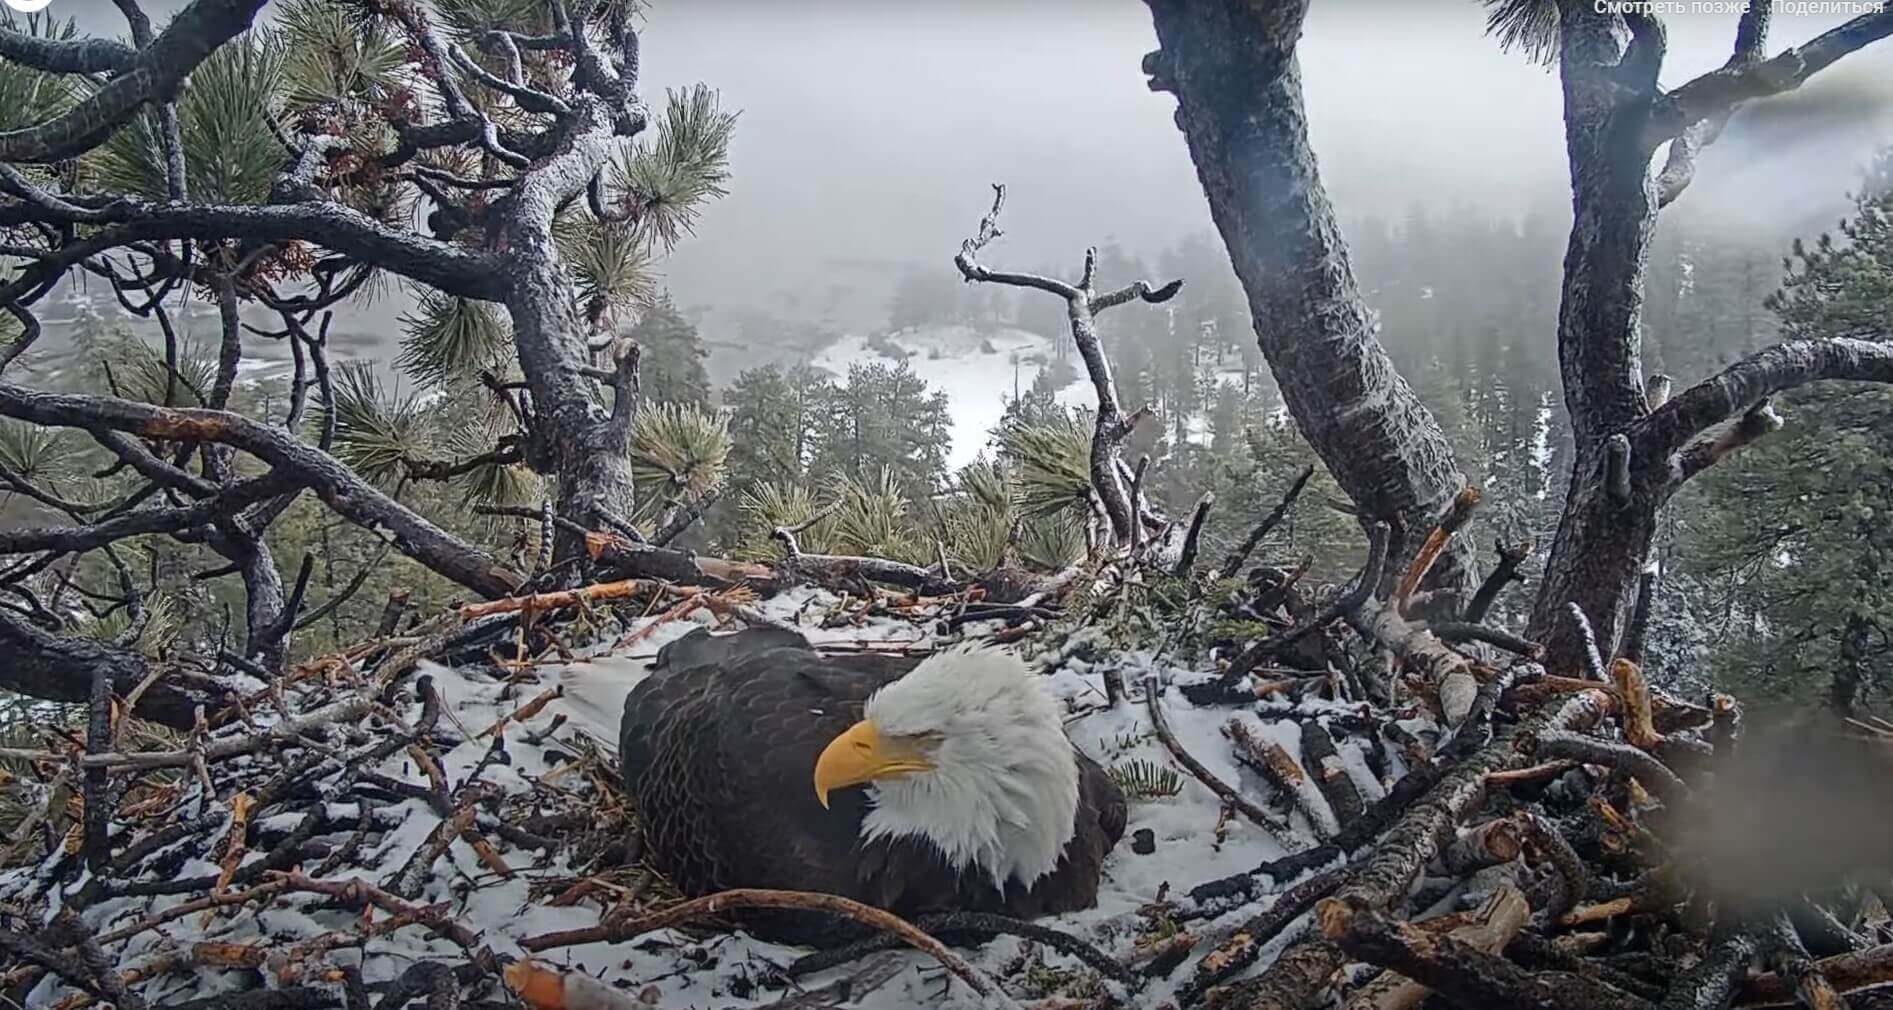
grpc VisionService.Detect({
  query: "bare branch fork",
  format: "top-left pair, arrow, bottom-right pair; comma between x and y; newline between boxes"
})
953,184 -> 1181,548
1518,0 -> 1893,669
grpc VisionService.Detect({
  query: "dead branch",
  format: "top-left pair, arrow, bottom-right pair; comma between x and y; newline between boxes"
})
1229,689 -> 1621,1009
953,184 -> 1179,547
1394,486 -> 1481,614
781,910 -> 1138,991
1180,864 -> 1350,1003
1319,895 -> 1656,1010
457,579 -> 689,619
1465,538 -> 1532,624
1645,11 -> 1893,147
1424,621 -> 1543,659
1486,760 -> 1579,787
1145,677 -> 1294,844
1340,884 -> 1531,1010
1225,522 -> 1391,681
1174,493 -> 1215,576
1611,659 -> 1661,751
1216,465 -> 1316,579
1299,720 -> 1365,831
1362,601 -> 1479,726
1516,811 -> 1588,925
1225,718 -> 1337,840
1644,337 -> 1893,471
1739,941 -> 1893,1006
1567,602 -> 1607,681
0,386 -> 524,599
1530,730 -> 1687,802
1189,759 -> 1451,912
516,888 -> 1021,1007
266,870 -> 482,952
1665,927 -> 1763,1010
1441,818 -> 1524,876
1759,911 -> 1849,1010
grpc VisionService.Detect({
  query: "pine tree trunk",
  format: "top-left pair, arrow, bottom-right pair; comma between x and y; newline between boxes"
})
1527,11 -> 1671,666
1144,0 -> 1475,598
506,235 -> 639,562
500,98 -> 644,566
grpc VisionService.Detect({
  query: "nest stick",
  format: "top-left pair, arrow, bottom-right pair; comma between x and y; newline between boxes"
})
517,888 -> 1020,1007
459,579 -> 683,619
783,910 -> 1138,990
1216,464 -> 1315,579
1739,939 -> 1893,1006
1144,677 -> 1294,843
1393,486 -> 1481,614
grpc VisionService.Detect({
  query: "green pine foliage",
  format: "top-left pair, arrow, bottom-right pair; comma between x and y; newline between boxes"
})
1670,149 -> 1893,712
0,14 -> 82,132
276,0 -> 405,113
1107,758 -> 1184,801
322,362 -> 429,485
397,290 -> 511,388
630,401 -> 730,522
996,411 -> 1092,520
612,85 -> 739,254
90,31 -> 288,204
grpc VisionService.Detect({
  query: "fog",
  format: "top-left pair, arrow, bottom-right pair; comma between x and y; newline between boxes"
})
38,0 -> 1893,375
629,1 -> 1893,333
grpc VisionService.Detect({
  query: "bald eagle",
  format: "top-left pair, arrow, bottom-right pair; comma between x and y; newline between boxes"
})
565,626 -> 1126,944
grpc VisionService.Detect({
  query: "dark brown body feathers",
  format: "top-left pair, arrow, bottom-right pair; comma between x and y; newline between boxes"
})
619,627 -> 1126,945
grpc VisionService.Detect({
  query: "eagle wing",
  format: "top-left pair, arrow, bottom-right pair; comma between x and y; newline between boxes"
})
621,628 -> 904,903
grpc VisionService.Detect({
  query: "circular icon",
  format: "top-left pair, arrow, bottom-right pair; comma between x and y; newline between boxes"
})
4,0 -> 55,11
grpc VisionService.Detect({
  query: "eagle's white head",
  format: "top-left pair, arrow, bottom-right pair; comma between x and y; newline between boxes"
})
811,644 -> 1080,891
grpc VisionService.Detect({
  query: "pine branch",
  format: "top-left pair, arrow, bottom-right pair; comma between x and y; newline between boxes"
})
0,383 -> 524,598
0,0 -> 268,163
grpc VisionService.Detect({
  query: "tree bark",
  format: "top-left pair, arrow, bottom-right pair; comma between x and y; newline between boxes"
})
1526,8 -> 1671,667
1143,0 -> 1473,599
1529,10 -> 1893,668
498,98 -> 642,562
0,610 -> 235,730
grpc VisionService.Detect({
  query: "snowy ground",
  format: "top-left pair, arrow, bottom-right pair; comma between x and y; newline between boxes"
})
812,326 -> 1094,470
13,587 -> 1405,1009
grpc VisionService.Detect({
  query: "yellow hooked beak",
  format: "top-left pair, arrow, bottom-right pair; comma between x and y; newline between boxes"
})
813,719 -> 934,809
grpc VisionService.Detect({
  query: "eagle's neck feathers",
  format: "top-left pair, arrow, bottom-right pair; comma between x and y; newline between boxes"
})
857,646 -> 1080,891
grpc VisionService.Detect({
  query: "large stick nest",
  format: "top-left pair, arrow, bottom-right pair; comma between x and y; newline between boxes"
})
2,543 -> 1891,1010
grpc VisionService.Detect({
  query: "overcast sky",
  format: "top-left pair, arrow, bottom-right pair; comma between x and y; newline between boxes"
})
41,0 -> 1893,327
630,0 -> 1891,318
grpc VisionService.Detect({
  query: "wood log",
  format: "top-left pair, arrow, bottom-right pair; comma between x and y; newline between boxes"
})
1612,658 -> 1661,751
1222,689 -> 1620,1010
1341,884 -> 1531,1010
1180,866 -> 1349,1002
1662,929 -> 1761,1010
1761,911 -> 1850,1010
1319,894 -> 1656,1010
1741,941 -> 1893,1006
1301,720 -> 1366,831
1226,718 -> 1339,840
1441,818 -> 1524,876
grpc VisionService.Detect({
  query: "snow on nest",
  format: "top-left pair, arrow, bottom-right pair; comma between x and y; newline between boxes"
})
7,586 -> 1409,1009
